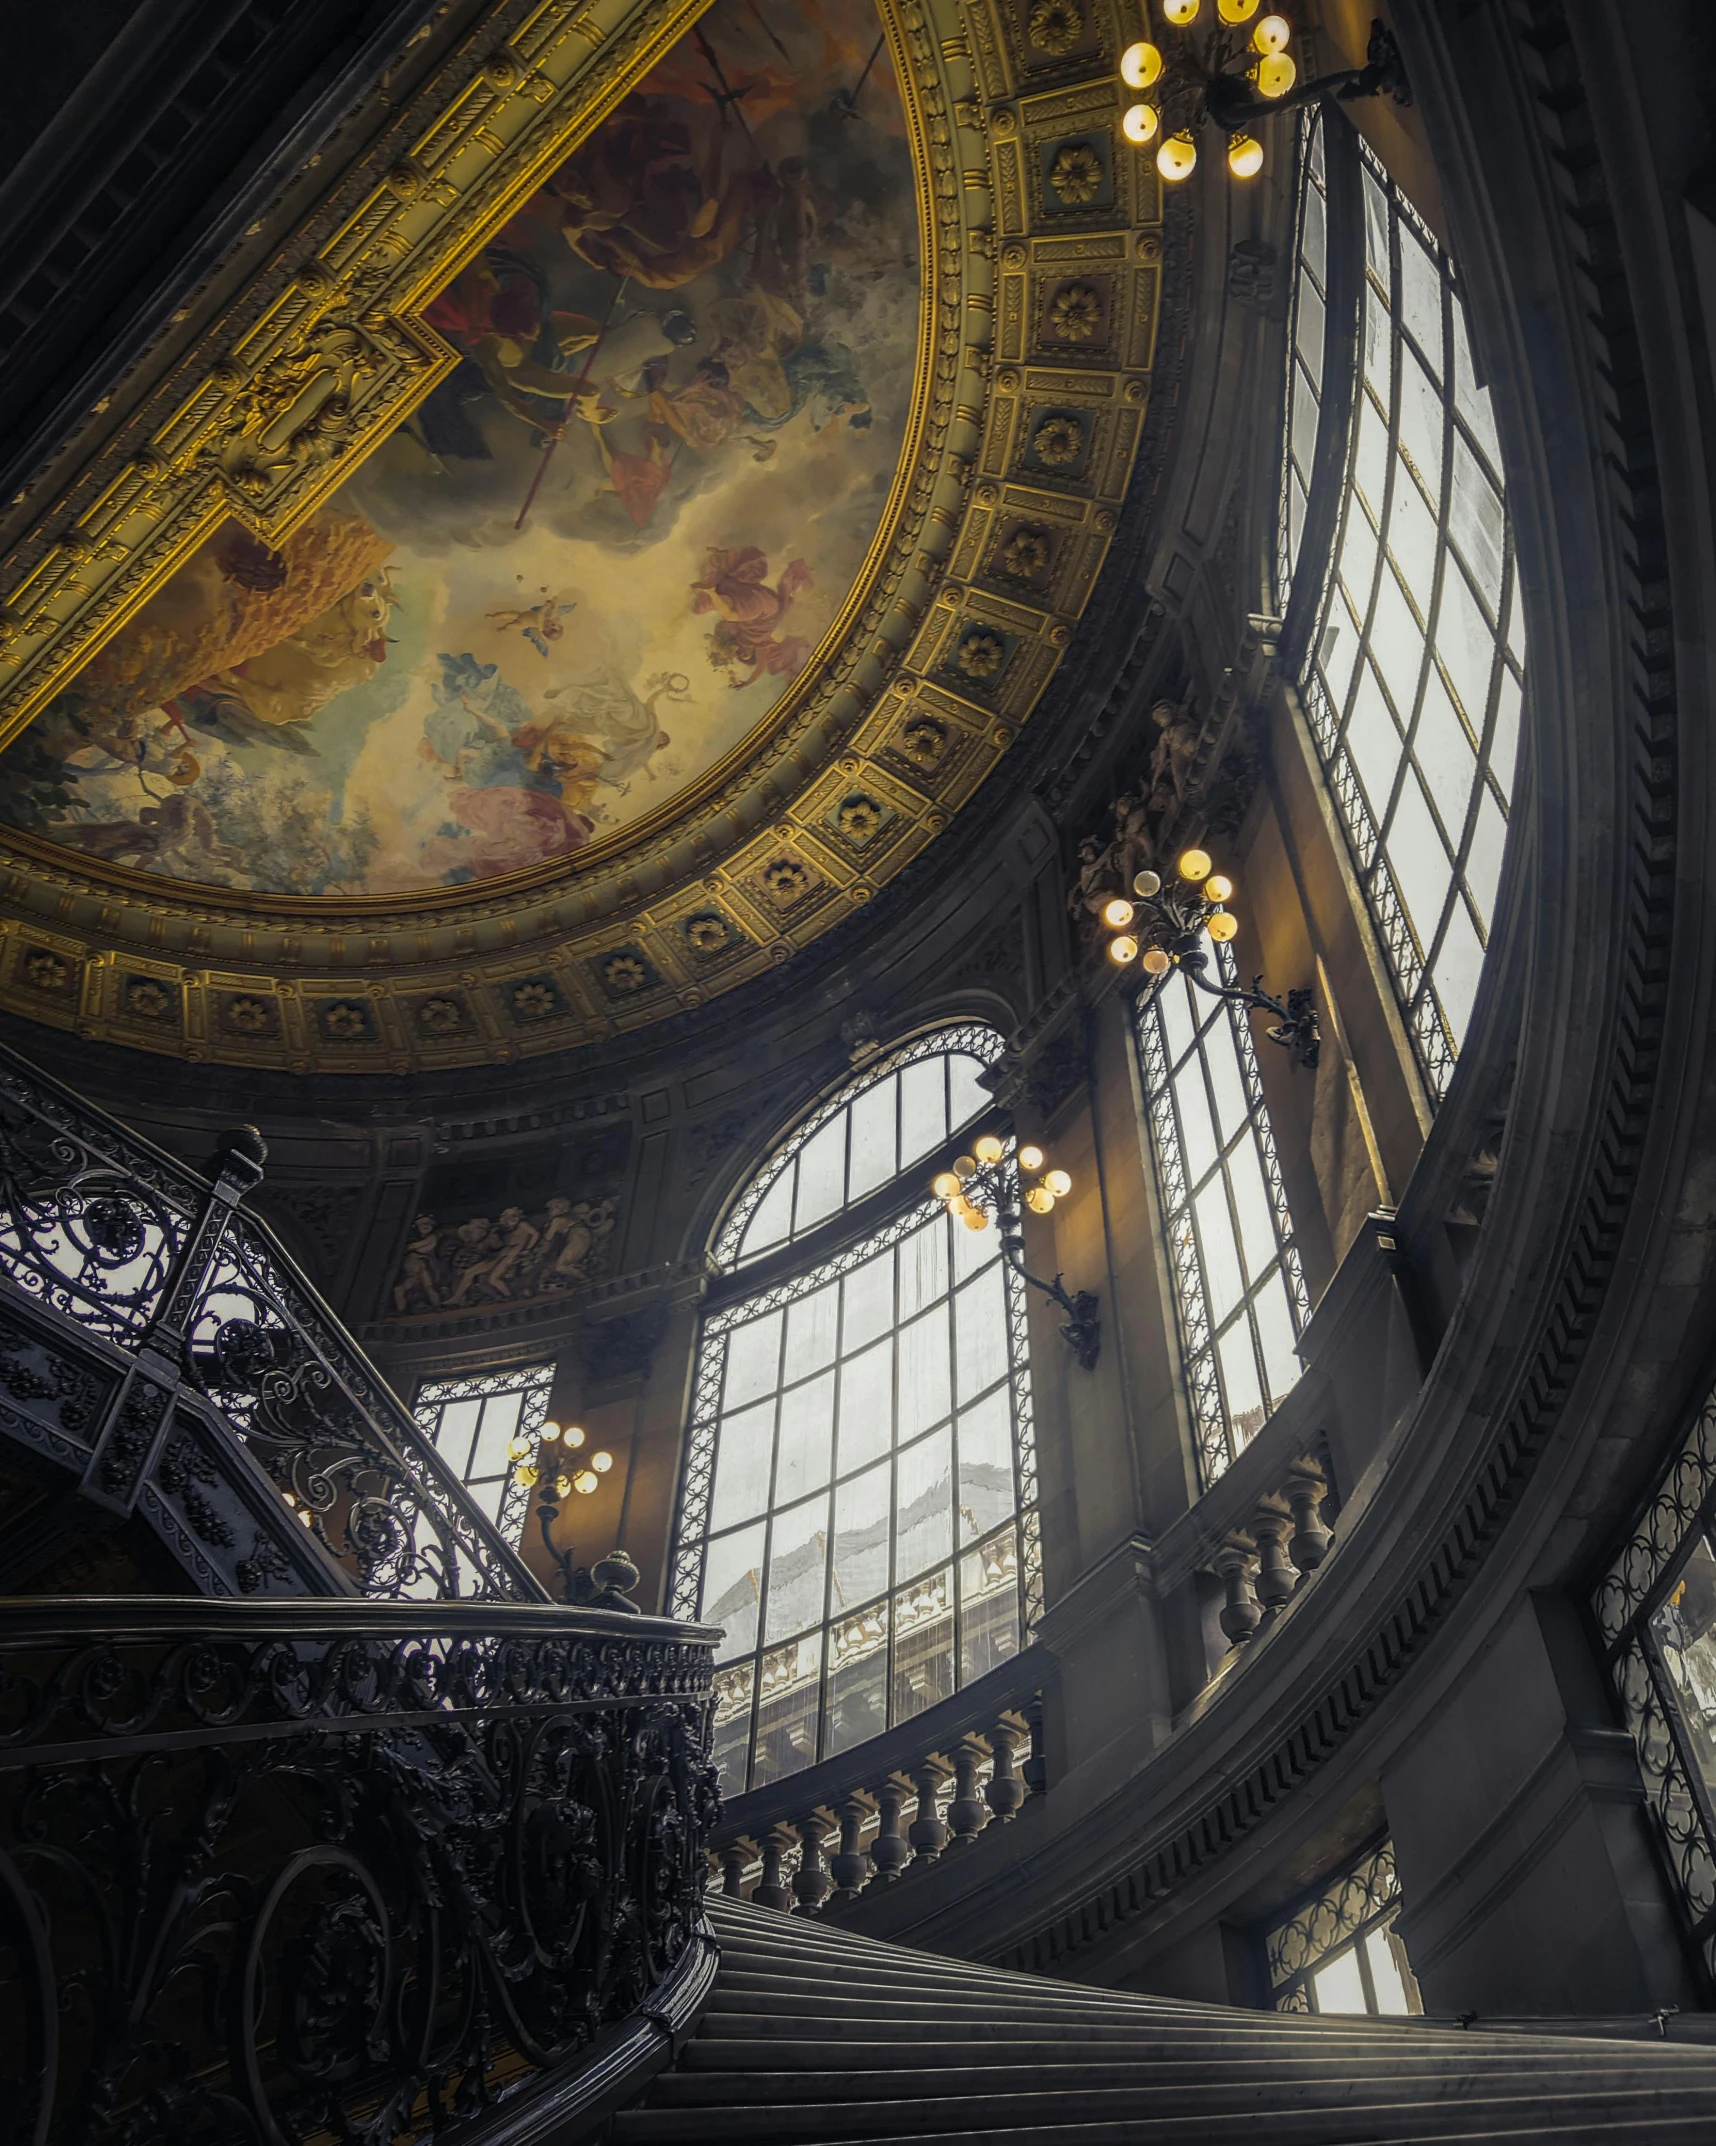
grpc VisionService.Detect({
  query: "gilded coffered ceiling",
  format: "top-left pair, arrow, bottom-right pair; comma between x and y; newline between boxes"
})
0,0 -> 1162,1071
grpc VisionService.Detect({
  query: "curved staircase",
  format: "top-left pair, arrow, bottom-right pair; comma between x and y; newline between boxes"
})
614,1899 -> 1716,2144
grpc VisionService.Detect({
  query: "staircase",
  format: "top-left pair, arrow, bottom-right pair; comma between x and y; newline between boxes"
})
614,1899 -> 1716,2143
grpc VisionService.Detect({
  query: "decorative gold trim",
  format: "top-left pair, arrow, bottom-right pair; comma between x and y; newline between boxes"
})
0,0 -> 1163,1069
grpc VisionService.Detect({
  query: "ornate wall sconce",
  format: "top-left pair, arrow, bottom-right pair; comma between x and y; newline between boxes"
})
1118,7 -> 1409,185
513,1420 -> 638,1610
1103,846 -> 1321,1070
931,1136 -> 1102,1370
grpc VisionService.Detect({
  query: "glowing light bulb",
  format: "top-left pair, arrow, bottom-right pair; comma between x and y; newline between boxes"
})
1119,38 -> 1163,87
592,1449 -> 614,1474
1252,50 -> 1297,95
573,1468 -> 598,1495
554,1473 -> 573,1499
933,1170 -> 962,1200
1178,847 -> 1212,882
516,1463 -> 538,1488
1205,874 -> 1234,903
953,1154 -> 978,1180
565,1424 -> 587,1450
1162,0 -> 1199,21
1227,133 -> 1264,179
1252,11 -> 1291,51
541,1420 -> 562,1443
1133,868 -> 1163,897
1156,130 -> 1198,183
1217,0 -> 1260,18
962,1207 -> 991,1232
1109,934 -> 1140,965
1142,946 -> 1173,976
1018,1144 -> 1045,1172
1103,897 -> 1136,929
1121,102 -> 1160,146
1207,910 -> 1240,942
507,1437 -> 532,1463
974,1132 -> 1005,1164
1025,1185 -> 1056,1214
1044,1169 -> 1072,1198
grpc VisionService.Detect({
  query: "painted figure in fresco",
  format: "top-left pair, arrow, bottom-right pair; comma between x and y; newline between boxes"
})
543,97 -> 771,291
420,655 -> 602,883
692,547 -> 814,688
486,595 -> 577,657
540,668 -> 690,791
423,245 -> 609,439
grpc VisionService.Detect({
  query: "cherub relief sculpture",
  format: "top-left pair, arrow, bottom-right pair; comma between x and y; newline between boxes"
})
1066,691 -> 1205,933
392,1195 -> 619,1313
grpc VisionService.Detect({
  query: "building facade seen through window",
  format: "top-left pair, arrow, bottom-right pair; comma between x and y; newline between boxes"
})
412,1362 -> 555,1548
670,1027 -> 1041,1794
1267,1837 -> 1422,2015
1280,108 -> 1524,1095
1134,955 -> 1308,1491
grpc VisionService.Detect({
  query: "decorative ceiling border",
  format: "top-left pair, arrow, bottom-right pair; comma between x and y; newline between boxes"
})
0,0 -> 1161,1071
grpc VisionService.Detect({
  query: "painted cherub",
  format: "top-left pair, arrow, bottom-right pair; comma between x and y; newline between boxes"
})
487,594 -> 577,659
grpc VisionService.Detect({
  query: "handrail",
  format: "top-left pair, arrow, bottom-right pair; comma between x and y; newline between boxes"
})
0,1597 -> 721,2143
0,1032 -> 544,1600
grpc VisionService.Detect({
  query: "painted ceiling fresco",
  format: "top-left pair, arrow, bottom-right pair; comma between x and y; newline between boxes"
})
0,0 -> 916,897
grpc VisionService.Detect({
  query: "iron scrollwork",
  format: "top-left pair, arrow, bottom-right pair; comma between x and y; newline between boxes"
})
0,1602 -> 720,2145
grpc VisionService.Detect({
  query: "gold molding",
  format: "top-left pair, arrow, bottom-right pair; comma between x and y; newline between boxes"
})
0,0 -> 1161,1070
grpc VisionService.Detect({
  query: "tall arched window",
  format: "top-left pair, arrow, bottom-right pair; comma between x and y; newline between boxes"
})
1279,110 -> 1524,1095
670,1027 -> 1041,1794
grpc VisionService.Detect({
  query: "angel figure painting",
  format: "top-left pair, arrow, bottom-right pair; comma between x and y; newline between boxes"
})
0,0 -> 918,897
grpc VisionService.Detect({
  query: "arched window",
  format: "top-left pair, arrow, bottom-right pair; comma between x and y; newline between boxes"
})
670,1026 -> 1042,1794
1279,110 -> 1524,1095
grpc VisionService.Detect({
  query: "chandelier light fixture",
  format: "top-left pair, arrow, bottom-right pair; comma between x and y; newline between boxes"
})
513,1420 -> 627,1604
930,1134 -> 1102,1370
1103,847 -> 1322,1068
1118,8 -> 1409,185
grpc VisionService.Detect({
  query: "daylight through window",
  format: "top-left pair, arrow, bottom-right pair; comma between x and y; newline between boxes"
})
412,1361 -> 555,1548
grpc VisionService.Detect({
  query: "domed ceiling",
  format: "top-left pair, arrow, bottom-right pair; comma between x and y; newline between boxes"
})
0,0 -> 1163,1070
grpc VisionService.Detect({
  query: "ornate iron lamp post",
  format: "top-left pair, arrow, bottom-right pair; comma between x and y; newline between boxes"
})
510,1420 -> 640,1609
1101,845 -> 1321,1069
1119,7 -> 1409,185
930,1135 -> 1102,1371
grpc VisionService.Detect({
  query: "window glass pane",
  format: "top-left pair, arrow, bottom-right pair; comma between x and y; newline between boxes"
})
1346,664 -> 1401,820
1195,1179 -> 1245,1328
1206,1022 -> 1252,1147
1652,1535 -> 1716,1795
1491,668 -> 1523,795
1312,1950 -> 1369,2016
1254,1273 -> 1302,1407
1386,770 -> 1453,949
1386,465 -> 1438,619
897,1302 -> 953,1442
793,1116 -> 847,1236
674,1023 -> 1035,1790
1466,788 -> 1509,928
412,1363 -> 553,1550
1431,897 -> 1486,1042
703,1524 -> 765,1660
741,1167 -> 795,1258
1398,348 -> 1445,502
957,1386 -> 1016,1539
1398,228 -> 1442,374
1318,594 -> 1363,717
1302,160 -> 1326,277
1436,561 -> 1495,727
1414,668 -> 1477,845
832,1461 -> 892,1609
899,1056 -> 948,1166
1370,567 -> 1425,720
775,1371 -> 835,1505
433,1397 -> 481,1471
1449,435 -> 1505,616
1159,970 -> 1199,1070
1174,1056 -> 1221,1187
710,1398 -> 776,1532
1227,1137 -> 1279,1283
896,1428 -> 954,1582
785,1280 -> 839,1379
1295,276 -> 1325,386
1336,503 -> 1379,626
838,1336 -> 893,1474
764,1495 -> 829,1641
1450,294 -> 1503,473
847,1077 -> 898,1203
954,1264 -> 1009,1404
842,1252 -> 896,1356
1353,386 -> 1390,515
1366,1929 -> 1414,2017
724,1312 -> 783,1408
1218,1321 -> 1266,1451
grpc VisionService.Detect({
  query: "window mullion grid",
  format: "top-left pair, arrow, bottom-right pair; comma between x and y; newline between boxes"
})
1135,988 -> 1230,1488
1001,1181 -> 1042,1630
669,1332 -> 728,1619
1223,961 -> 1310,1329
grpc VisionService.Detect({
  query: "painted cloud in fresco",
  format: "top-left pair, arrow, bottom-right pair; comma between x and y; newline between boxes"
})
0,0 -> 918,896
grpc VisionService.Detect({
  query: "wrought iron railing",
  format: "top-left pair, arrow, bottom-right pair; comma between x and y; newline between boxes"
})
0,1036 -> 542,1600
0,1598 -> 720,2144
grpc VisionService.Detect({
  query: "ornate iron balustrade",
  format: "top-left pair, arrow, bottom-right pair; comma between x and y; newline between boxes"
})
0,1036 -> 541,1600
0,1598 -> 720,2145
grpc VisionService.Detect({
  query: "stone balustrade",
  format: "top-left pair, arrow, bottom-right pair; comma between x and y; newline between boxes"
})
1206,1453 -> 1336,1646
709,1652 -> 1045,1912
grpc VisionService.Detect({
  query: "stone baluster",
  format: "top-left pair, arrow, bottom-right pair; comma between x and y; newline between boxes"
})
1021,1693 -> 1048,1795
753,1823 -> 794,1912
867,1776 -> 912,1886
947,1737 -> 988,1846
1286,1458 -> 1333,1579
828,1792 -> 873,1905
984,1717 -> 1027,1823
1215,1531 -> 1262,1647
719,1841 -> 750,1898
791,1813 -> 831,1915
908,1759 -> 951,1865
1251,1494 -> 1297,1618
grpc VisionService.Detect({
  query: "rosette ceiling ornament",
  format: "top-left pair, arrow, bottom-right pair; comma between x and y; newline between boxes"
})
0,0 -> 1168,1072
